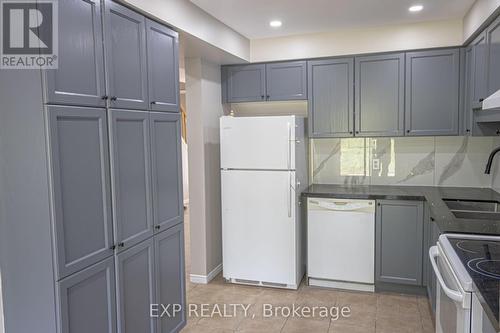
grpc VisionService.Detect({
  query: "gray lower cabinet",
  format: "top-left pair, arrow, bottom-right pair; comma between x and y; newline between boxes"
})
307,58 -> 354,137
226,64 -> 267,103
58,257 -> 117,333
109,109 -> 154,251
266,61 -> 307,101
115,238 -> 156,333
146,19 -> 180,112
155,225 -> 186,333
150,113 -> 184,232
46,0 -> 106,107
47,106 -> 114,279
405,49 -> 460,136
376,200 -> 424,286
487,16 -> 500,96
355,53 -> 405,137
105,1 -> 148,110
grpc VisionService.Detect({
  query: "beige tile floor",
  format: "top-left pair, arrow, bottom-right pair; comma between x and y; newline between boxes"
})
182,208 -> 435,333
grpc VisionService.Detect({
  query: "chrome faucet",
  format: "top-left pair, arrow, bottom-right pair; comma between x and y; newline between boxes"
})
485,146 -> 500,174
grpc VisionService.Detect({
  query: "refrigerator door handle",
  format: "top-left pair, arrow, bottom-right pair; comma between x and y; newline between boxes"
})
288,171 -> 293,218
287,122 -> 291,170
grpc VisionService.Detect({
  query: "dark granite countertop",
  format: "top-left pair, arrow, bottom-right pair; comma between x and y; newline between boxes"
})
302,184 -> 500,236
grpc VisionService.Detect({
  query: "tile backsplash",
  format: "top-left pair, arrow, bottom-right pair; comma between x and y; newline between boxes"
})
311,136 -> 500,188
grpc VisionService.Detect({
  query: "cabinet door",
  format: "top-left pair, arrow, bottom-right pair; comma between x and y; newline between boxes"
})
150,113 -> 183,232
46,0 -> 106,107
355,53 -> 405,137
155,225 -> 186,333
405,49 -> 460,136
227,64 -> 266,103
487,16 -> 500,96
116,238 -> 156,333
463,46 -> 473,135
48,106 -> 113,279
105,1 -> 148,110
58,257 -> 117,333
376,200 -> 424,285
307,58 -> 354,137
146,19 -> 179,112
109,110 -> 154,251
471,32 -> 488,108
266,61 -> 307,101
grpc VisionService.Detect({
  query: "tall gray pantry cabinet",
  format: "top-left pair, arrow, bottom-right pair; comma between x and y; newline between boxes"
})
0,0 -> 185,332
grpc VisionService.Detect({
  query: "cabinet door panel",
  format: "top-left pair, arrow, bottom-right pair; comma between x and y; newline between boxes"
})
471,32 -> 488,107
105,1 -> 148,110
227,64 -> 266,103
308,58 -> 354,137
109,110 -> 153,250
150,113 -> 183,231
48,106 -> 113,279
488,16 -> 500,96
405,49 -> 460,136
155,225 -> 186,333
266,61 -> 307,100
116,238 -> 156,333
376,200 -> 424,285
46,0 -> 106,107
58,258 -> 116,333
146,20 -> 179,112
355,53 -> 405,137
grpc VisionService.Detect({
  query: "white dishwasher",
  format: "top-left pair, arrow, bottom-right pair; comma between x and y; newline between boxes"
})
307,197 -> 375,292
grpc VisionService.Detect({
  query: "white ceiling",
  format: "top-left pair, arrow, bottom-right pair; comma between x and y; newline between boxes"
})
189,0 -> 475,39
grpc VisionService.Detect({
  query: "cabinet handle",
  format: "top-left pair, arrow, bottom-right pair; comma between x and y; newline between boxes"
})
355,131 -> 359,134
155,225 -> 161,230
118,242 -> 125,248
266,95 -> 270,100
377,203 -> 381,206
406,130 -> 410,133
496,130 -> 500,135
479,98 -> 484,102
261,95 -> 265,100
151,101 -> 157,105
109,245 -> 116,250
110,96 -> 117,101
349,131 -> 353,135
101,95 -> 108,100
466,129 -> 470,133
430,217 -> 435,221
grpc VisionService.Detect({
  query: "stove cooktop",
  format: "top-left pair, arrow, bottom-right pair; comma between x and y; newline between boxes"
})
449,238 -> 500,323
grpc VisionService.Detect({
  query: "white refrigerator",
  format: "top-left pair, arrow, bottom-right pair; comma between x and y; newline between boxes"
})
220,115 -> 307,289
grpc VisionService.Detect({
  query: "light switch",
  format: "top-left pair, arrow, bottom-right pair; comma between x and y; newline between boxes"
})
373,159 -> 380,170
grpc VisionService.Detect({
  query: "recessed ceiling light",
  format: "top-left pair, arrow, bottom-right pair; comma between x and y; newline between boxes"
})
270,20 -> 282,28
409,5 -> 423,12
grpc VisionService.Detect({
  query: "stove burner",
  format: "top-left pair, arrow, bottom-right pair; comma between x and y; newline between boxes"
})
467,259 -> 500,280
456,240 -> 500,254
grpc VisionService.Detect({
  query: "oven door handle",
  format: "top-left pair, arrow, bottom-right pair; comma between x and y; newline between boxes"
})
429,246 -> 464,303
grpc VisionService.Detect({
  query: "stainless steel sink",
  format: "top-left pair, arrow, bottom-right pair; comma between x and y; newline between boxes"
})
442,199 -> 500,220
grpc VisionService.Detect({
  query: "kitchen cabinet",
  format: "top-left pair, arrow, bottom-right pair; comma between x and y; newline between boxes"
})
266,61 -> 307,101
226,64 -> 267,102
46,0 -> 106,107
116,238 -> 156,333
470,32 -> 488,109
375,200 -> 424,286
354,53 -> 405,137
150,113 -> 184,232
487,16 -> 500,97
47,106 -> 114,279
105,1 -> 148,110
155,225 -> 186,333
58,257 -> 117,333
146,19 -> 180,112
463,46 -> 473,135
307,58 -> 354,137
109,109 -> 154,251
405,49 -> 460,136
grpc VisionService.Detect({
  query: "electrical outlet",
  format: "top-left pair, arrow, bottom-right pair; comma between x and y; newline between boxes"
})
373,159 -> 380,170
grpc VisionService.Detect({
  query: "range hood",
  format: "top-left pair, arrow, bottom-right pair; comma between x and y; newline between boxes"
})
475,89 -> 500,124
482,89 -> 500,110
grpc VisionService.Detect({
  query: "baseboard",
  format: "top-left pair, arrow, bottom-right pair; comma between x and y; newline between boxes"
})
190,263 -> 222,284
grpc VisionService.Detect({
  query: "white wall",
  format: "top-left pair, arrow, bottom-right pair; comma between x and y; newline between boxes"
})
250,19 -> 463,62
122,0 -> 250,61
185,58 -> 223,279
464,0 -> 500,41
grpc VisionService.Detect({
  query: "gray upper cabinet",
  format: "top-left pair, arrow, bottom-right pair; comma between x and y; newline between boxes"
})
58,257 -> 117,333
463,46 -> 473,135
226,64 -> 267,103
116,238 -> 156,333
266,61 -> 307,101
155,225 -> 186,333
470,32 -> 488,108
146,19 -> 180,112
405,49 -> 460,136
48,106 -> 114,279
46,0 -> 106,107
487,16 -> 500,96
308,58 -> 354,137
355,53 -> 405,137
150,113 -> 183,232
109,110 -> 154,251
376,200 -> 424,286
105,1 -> 148,110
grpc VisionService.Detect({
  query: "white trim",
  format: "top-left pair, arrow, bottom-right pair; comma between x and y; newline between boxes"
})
189,263 -> 222,284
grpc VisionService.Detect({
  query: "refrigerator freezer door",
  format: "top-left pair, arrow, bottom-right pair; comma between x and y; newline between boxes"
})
220,116 -> 296,170
221,170 -> 296,286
